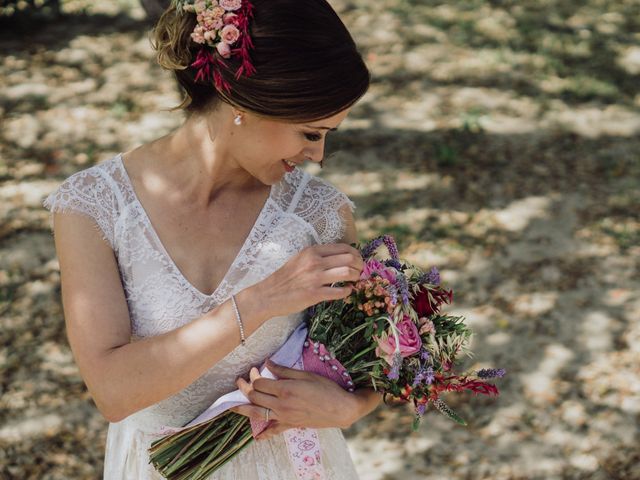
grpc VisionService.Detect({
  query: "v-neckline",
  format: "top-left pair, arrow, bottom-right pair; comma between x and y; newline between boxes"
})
116,152 -> 275,299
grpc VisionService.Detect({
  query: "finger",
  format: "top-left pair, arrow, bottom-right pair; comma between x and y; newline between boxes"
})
249,366 -> 261,383
252,376 -> 286,396
321,253 -> 364,272
255,420 -> 275,438
230,404 -> 279,422
236,376 -> 279,408
317,284 -> 353,301
320,265 -> 361,285
265,359 -> 309,380
256,421 -> 286,440
312,243 -> 360,258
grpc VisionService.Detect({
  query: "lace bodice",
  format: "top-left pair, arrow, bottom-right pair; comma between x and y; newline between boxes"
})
42,153 -> 360,479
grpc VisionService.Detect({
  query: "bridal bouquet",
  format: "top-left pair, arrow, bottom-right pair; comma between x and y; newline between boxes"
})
148,235 -> 504,480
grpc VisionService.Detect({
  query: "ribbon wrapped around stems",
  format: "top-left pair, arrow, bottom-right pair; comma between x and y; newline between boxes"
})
157,322 -> 355,480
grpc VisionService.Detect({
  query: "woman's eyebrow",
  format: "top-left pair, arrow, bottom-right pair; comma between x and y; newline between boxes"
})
305,125 -> 338,131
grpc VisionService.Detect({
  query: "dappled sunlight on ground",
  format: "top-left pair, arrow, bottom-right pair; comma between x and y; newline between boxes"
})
1,0 -> 638,478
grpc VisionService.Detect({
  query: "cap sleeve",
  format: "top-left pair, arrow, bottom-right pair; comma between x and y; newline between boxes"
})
294,174 -> 356,244
42,167 -> 118,250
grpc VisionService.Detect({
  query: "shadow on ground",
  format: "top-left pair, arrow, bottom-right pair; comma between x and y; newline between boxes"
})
1,1 -> 639,479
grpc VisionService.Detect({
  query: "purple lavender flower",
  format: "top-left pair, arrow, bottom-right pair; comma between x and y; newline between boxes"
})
386,351 -> 402,380
361,235 -> 400,261
411,366 -> 435,387
360,236 -> 384,259
387,364 -> 400,380
412,370 -> 425,387
382,235 -> 399,260
426,266 -> 441,285
424,366 -> 435,385
395,274 -> 410,306
416,404 -> 426,416
387,286 -> 398,308
385,258 -> 402,270
420,350 -> 430,361
477,368 -> 506,379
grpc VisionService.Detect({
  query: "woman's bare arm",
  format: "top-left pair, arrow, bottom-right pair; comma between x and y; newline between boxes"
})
53,211 -> 269,423
53,208 -> 362,424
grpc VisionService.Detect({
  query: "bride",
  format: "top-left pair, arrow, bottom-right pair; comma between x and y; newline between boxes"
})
43,0 -> 382,478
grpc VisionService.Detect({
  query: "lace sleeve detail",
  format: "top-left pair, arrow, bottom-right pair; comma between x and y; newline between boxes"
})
42,166 -> 118,250
292,173 -> 356,244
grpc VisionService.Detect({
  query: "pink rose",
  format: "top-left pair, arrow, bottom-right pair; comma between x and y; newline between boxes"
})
360,259 -> 396,283
223,12 -> 239,25
216,41 -> 231,58
220,24 -> 240,44
219,0 -> 242,11
374,315 -> 422,364
303,455 -> 315,466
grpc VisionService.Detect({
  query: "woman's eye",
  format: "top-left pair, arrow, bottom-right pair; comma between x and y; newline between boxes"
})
304,132 -> 323,142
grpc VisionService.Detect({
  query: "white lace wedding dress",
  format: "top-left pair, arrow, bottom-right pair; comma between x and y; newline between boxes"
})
42,153 -> 361,479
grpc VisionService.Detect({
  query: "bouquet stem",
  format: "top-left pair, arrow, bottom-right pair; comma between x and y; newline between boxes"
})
149,411 -> 254,480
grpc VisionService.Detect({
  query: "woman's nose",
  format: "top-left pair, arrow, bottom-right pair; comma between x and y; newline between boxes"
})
304,144 -> 325,164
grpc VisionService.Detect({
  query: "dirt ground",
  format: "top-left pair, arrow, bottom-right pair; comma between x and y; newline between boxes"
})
1,1 -> 639,479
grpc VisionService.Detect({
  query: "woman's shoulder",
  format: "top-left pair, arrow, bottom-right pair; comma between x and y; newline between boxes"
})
42,153 -> 124,249
279,168 -> 355,244
299,169 -> 355,212
44,154 -> 122,198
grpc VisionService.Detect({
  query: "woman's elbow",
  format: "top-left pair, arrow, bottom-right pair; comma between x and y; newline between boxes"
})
93,392 -> 127,423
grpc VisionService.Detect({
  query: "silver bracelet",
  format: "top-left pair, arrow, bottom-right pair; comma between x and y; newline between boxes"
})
230,294 -> 246,346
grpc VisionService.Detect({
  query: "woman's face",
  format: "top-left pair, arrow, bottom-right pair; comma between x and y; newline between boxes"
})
230,107 -> 352,185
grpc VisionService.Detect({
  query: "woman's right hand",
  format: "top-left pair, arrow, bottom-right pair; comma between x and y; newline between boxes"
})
254,243 -> 364,319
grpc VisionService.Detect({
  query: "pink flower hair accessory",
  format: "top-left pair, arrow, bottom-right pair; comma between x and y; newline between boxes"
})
174,0 -> 257,93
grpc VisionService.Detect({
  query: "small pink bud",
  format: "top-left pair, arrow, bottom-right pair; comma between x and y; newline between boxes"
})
216,41 -> 231,58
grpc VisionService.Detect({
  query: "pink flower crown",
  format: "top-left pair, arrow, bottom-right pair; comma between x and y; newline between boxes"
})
174,0 -> 257,94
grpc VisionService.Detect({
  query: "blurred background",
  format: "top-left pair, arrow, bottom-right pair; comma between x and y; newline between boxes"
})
1,0 -> 639,478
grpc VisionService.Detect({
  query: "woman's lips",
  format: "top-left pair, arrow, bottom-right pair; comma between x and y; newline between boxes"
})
282,159 -> 295,172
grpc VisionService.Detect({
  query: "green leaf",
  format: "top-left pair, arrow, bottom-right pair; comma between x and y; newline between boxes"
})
412,416 -> 421,431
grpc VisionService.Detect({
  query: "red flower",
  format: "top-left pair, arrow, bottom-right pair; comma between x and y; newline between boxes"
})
412,285 -> 453,317
400,384 -> 413,399
430,374 -> 500,398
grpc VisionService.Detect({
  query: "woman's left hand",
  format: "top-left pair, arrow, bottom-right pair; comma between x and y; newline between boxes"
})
230,359 -> 360,440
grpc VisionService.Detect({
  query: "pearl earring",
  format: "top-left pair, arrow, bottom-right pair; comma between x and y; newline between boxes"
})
234,114 -> 242,126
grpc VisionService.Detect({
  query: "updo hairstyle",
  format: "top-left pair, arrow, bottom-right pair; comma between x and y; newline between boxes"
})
150,0 -> 371,122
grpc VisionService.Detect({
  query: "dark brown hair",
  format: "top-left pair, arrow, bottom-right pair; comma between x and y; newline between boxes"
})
150,0 -> 370,122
